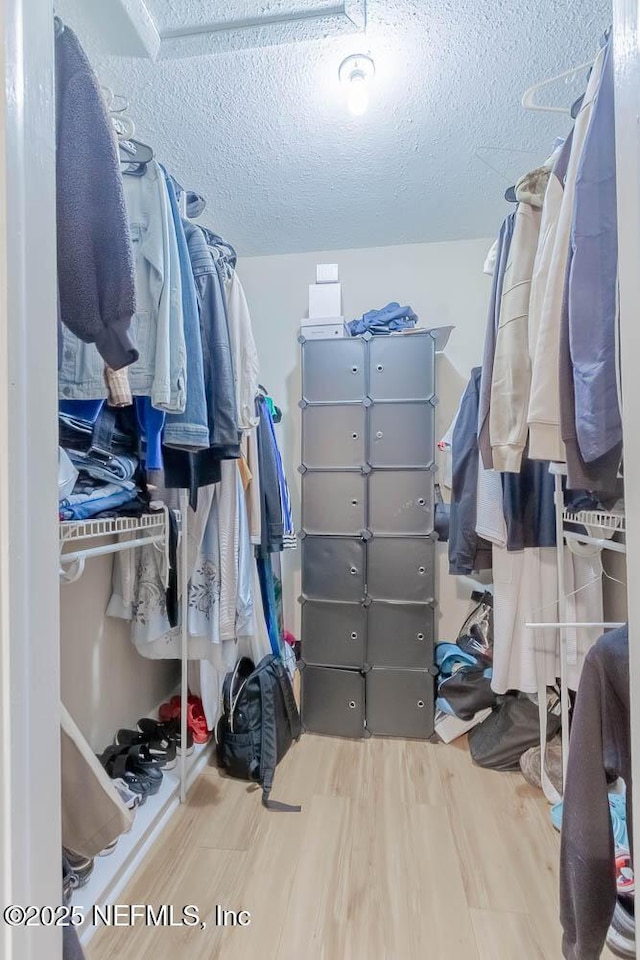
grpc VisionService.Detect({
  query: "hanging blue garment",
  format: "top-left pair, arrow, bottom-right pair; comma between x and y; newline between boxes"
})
257,555 -> 282,657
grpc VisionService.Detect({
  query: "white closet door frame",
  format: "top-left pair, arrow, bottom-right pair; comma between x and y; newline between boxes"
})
0,0 -> 61,957
614,0 -> 640,859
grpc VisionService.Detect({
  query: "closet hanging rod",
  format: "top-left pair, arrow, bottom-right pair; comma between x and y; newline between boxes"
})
563,530 -> 626,553
526,621 -> 625,629
60,534 -> 164,565
522,57 -> 593,114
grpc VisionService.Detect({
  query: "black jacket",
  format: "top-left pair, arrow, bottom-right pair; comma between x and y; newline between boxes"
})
560,625 -> 631,960
449,368 -> 492,574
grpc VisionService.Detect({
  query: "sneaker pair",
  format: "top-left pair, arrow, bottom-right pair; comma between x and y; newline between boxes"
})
114,726 -> 177,770
158,694 -> 210,745
137,715 -> 195,756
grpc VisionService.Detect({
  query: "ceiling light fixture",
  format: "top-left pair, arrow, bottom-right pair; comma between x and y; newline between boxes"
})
339,54 -> 375,117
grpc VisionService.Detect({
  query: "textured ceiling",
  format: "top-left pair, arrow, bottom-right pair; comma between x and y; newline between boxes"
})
57,0 -> 611,256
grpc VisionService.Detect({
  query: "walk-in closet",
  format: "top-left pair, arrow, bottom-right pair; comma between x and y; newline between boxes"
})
2,0 -> 640,958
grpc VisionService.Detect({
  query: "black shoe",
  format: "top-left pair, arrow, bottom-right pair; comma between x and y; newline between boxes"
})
137,717 -> 194,757
115,728 -> 177,770
63,849 -> 94,888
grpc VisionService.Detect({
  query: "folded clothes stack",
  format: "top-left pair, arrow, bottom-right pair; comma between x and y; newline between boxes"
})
346,301 -> 418,336
58,401 -> 150,521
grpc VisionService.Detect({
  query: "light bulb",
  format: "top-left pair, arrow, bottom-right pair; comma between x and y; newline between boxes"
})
347,72 -> 369,116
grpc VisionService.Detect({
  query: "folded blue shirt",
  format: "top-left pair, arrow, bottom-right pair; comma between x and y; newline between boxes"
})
347,302 -> 418,336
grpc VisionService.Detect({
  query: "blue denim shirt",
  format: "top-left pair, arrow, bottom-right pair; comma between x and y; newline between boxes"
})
183,222 -> 239,449
161,169 -> 210,450
568,33 -> 621,464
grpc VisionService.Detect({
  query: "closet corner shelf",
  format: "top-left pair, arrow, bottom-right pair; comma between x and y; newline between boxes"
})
59,513 -> 169,584
76,739 -> 213,946
562,507 -> 626,534
562,506 -> 626,555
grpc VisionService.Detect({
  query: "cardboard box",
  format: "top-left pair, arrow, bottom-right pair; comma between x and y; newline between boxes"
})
309,282 -> 342,319
316,263 -> 339,284
300,315 -> 345,328
434,707 -> 492,744
301,323 -> 346,340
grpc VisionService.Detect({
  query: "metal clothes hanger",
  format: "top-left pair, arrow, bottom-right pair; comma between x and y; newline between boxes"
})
521,58 -> 593,115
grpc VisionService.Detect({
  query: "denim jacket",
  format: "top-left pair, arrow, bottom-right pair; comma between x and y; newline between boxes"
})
183,222 -> 239,448
59,161 -> 187,412
162,169 -> 209,450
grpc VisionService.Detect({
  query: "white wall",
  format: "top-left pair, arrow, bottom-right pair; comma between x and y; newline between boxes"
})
240,237 -> 493,642
60,555 -> 178,752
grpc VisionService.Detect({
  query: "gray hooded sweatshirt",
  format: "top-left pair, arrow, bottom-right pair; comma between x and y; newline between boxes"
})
55,22 -> 138,370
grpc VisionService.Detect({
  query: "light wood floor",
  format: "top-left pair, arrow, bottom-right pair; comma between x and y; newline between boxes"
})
87,734 -> 614,960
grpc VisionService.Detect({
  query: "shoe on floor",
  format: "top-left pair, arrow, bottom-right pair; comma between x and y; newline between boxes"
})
519,736 -> 563,796
607,896 -> 635,957
137,717 -> 194,757
98,839 -> 119,857
63,849 -> 94,887
115,728 -> 177,770
187,696 -> 210,745
112,776 -> 143,811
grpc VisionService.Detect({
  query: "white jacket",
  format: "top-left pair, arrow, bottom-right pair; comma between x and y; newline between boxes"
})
526,46 -> 606,462
489,165 -> 548,472
224,270 -> 260,432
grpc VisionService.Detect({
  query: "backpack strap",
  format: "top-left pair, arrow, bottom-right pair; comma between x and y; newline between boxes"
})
258,667 -> 302,813
271,658 -> 302,742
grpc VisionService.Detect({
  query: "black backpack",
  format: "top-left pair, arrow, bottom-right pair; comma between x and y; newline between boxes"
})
216,654 -> 302,811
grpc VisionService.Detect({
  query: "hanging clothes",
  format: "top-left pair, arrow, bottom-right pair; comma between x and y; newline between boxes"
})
526,45 -> 606,466
449,368 -> 492,574
489,164 -> 549,472
559,262 -> 622,494
490,545 -> 602,695
223,270 -> 260,432
59,160 -> 187,413
526,133 -> 573,462
255,396 -> 285,556
478,213 -> 515,468
54,21 -> 137,371
568,33 -> 622,467
161,167 -> 210,451
560,625 -> 630,960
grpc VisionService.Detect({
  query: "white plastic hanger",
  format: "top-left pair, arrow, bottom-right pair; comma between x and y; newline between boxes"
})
521,58 -> 593,114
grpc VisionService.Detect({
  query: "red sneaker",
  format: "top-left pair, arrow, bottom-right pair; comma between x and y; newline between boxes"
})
187,696 -> 210,744
158,695 -> 181,723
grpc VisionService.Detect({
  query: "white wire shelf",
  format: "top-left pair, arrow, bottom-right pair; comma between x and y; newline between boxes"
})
59,513 -> 166,545
562,507 -> 626,534
59,512 -> 169,584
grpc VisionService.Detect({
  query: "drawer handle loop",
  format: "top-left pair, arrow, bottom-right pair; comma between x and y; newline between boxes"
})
352,432 -> 359,440
348,700 -> 357,709
351,498 -> 359,505
350,631 -> 358,640
418,498 -> 425,506
417,700 -> 425,709
376,363 -> 384,372
350,566 -> 358,575
417,632 -> 425,641
418,566 -> 426,575
376,431 -> 383,439
351,365 -> 359,374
